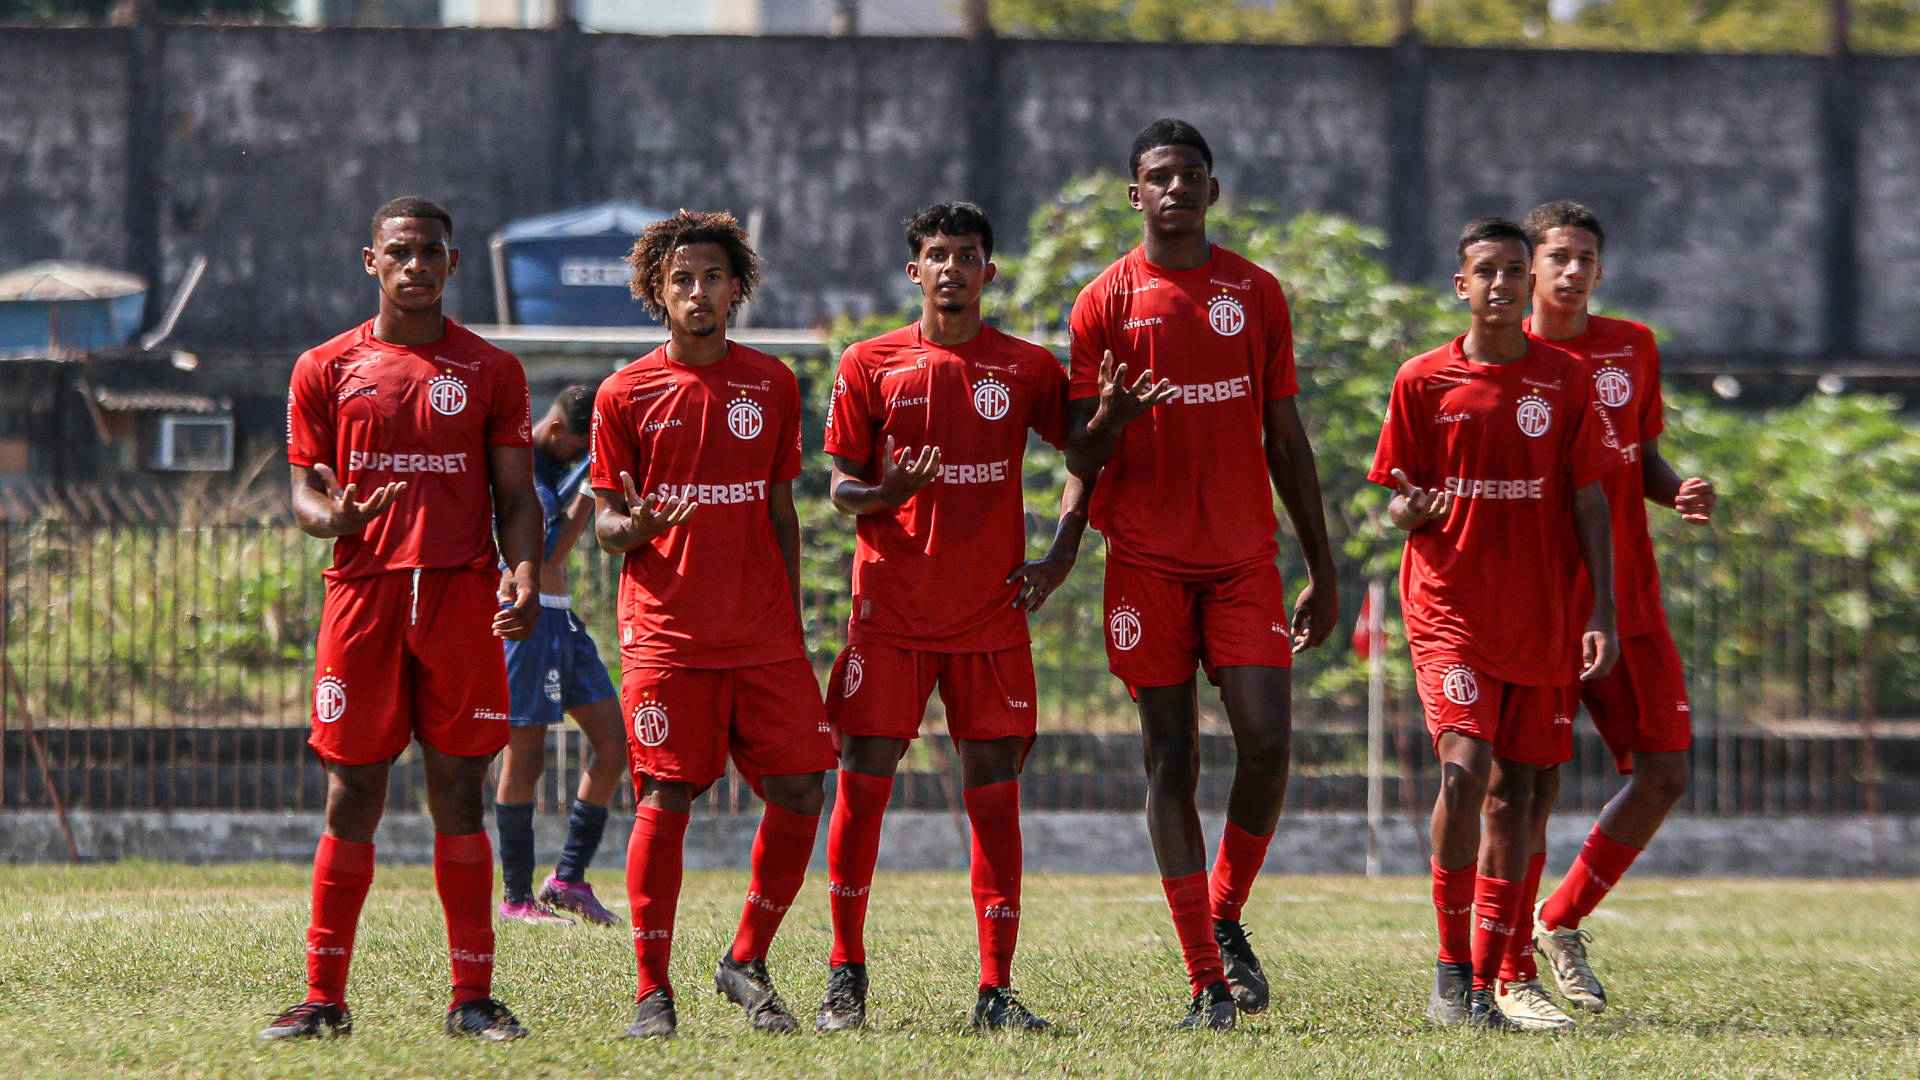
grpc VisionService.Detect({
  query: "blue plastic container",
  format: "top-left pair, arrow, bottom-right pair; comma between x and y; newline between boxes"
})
488,201 -> 667,326
0,262 -> 146,355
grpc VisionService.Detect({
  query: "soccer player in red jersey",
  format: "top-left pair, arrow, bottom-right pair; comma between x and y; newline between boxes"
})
1518,200 -> 1717,1014
1066,119 -> 1340,1031
264,196 -> 542,1042
590,210 -> 836,1040
1370,217 -> 1619,1031
814,202 -> 1087,1033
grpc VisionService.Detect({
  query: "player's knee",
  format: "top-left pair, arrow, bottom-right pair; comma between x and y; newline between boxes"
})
762,772 -> 826,817
1637,756 -> 1689,807
1233,725 -> 1291,775
1484,775 -> 1536,824
1436,762 -> 1488,814
1143,742 -> 1200,796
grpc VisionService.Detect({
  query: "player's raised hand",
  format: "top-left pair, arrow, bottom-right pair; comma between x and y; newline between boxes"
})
618,471 -> 695,544
1387,468 -> 1451,531
1288,578 -> 1340,652
1006,549 -> 1075,613
1674,476 -> 1715,524
1094,349 -> 1177,430
877,435 -> 941,507
313,462 -> 405,534
1580,622 -> 1619,682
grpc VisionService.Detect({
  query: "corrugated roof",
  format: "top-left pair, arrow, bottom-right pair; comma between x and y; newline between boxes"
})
0,261 -> 146,302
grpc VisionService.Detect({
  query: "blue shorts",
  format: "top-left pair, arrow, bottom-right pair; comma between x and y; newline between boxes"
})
504,598 -> 617,727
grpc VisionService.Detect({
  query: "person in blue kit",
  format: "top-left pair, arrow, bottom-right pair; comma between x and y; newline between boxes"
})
495,384 -> 625,926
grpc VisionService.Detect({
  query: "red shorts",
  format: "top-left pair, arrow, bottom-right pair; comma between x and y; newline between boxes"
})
621,659 -> 836,793
825,642 -> 1038,744
1103,558 -> 1292,688
309,567 -> 510,766
1580,623 -> 1693,773
1414,659 -> 1574,768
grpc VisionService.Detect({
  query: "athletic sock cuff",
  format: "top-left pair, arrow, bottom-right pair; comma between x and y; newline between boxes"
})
836,769 -> 895,813
318,834 -> 375,876
435,831 -> 492,864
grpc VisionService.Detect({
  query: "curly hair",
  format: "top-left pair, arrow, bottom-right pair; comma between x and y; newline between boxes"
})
626,209 -> 761,320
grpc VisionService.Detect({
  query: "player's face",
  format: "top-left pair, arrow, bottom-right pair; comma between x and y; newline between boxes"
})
660,242 -> 737,338
1454,238 -> 1532,327
1130,145 -> 1218,236
906,232 -> 995,314
363,217 -> 458,312
1531,225 -> 1604,316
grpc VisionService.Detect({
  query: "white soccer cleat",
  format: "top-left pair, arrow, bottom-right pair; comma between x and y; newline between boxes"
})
1533,899 -> 1607,1013
1494,978 -> 1576,1032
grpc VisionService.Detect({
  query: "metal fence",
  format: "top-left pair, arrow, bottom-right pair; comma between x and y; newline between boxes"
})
2,519 -> 1909,825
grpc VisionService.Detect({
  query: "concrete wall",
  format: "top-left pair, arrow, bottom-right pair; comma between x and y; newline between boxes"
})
1857,56 -> 1920,356
0,31 -> 130,270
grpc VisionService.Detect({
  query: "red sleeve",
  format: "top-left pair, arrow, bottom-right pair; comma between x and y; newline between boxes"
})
588,377 -> 635,496
1567,379 -> 1616,489
1367,368 -> 1423,488
773,365 -> 803,484
821,346 -> 873,464
1640,328 -> 1665,442
488,354 -> 533,448
1262,276 -> 1299,400
285,350 -> 334,468
1067,281 -> 1107,402
1029,350 -> 1070,450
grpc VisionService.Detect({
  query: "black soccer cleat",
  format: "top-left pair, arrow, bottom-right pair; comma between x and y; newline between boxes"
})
258,1000 -> 352,1041
971,985 -> 1050,1032
1466,987 -> 1517,1031
444,997 -> 529,1041
1425,960 -> 1473,1027
815,962 -> 868,1033
715,951 -> 799,1033
1213,918 -> 1270,1014
622,990 -> 678,1039
1175,979 -> 1237,1032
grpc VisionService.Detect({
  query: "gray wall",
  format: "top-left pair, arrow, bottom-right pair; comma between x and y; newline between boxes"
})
2,26 -> 1911,361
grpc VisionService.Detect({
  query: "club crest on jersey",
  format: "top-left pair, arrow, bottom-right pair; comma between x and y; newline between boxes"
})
1515,394 -> 1552,438
1441,665 -> 1480,707
1108,605 -> 1143,652
544,668 -> 563,704
726,394 -> 765,440
314,675 -> 347,724
427,374 -> 468,416
632,696 -> 670,747
843,650 -> 864,698
972,376 -> 1011,421
1594,367 -> 1633,409
1207,294 -> 1246,337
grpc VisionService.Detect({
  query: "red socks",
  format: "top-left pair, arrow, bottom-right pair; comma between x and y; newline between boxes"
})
826,770 -> 893,967
729,801 -> 821,964
628,806 -> 688,1001
433,832 -> 496,1008
1208,820 -> 1272,924
1431,858 -> 1475,967
964,780 -> 1023,990
1161,872 -> 1225,996
1500,851 -> 1548,983
1470,874 -> 1522,991
1542,827 -> 1643,931
304,834 -> 375,1006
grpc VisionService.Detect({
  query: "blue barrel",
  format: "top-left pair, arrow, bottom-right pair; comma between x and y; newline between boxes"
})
488,201 -> 667,326
0,262 -> 146,355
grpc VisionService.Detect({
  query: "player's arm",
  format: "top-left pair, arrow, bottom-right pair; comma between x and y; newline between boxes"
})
829,438 -> 940,515
1641,437 -> 1715,524
1573,482 -> 1620,681
1007,470 -> 1095,613
1065,350 -> 1177,478
1263,398 -> 1340,650
549,490 -> 594,565
288,463 -> 405,540
490,444 -> 543,641
769,480 -> 803,626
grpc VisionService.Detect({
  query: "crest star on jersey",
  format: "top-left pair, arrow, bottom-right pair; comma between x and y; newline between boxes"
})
1594,366 -> 1633,409
726,393 -> 764,440
1441,665 -> 1480,707
632,696 -> 670,747
843,650 -> 864,698
1207,293 -> 1246,337
314,675 -> 348,724
1108,604 -> 1143,652
972,375 -> 1011,421
1515,394 -> 1553,438
426,373 -> 468,416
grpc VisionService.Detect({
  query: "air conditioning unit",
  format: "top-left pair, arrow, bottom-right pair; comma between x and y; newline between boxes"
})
151,414 -> 234,472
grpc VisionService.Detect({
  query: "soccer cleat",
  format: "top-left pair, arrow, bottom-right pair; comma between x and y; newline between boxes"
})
1533,900 -> 1607,1013
444,997 -> 528,1041
1425,960 -> 1472,1027
539,875 -> 620,926
258,1000 -> 352,1041
1213,918 -> 1270,1014
1495,978 -> 1576,1032
1175,980 -> 1237,1032
814,962 -> 868,1033
971,985 -> 1050,1032
622,990 -> 678,1039
1466,987 -> 1517,1031
499,898 -> 575,926
714,951 -> 799,1033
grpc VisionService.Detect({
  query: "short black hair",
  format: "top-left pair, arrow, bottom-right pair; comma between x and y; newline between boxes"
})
1129,118 -> 1214,177
1523,200 -> 1606,253
371,195 -> 452,242
553,384 -> 595,436
904,201 -> 994,259
1456,217 -> 1531,263
626,209 -> 761,319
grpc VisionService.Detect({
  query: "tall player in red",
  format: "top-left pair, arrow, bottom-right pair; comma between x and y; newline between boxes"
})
265,196 -> 541,1041
1067,119 -> 1339,1031
1371,217 -> 1618,1031
591,211 -> 837,1040
1520,200 -> 1716,1013
814,202 -> 1087,1033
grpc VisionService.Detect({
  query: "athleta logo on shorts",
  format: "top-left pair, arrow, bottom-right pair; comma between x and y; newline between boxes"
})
1108,604 -> 1143,652
843,651 -> 864,697
314,675 -> 347,723
1441,665 -> 1480,706
1594,367 -> 1633,409
632,696 -> 670,747
1208,294 -> 1246,337
972,376 -> 1011,421
726,394 -> 764,440
426,373 -> 468,416
1515,394 -> 1552,438
544,668 -> 562,704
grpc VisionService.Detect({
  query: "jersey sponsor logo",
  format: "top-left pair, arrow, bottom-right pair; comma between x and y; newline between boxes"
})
1441,665 -> 1480,706
826,375 -> 848,429
1121,315 -> 1165,331
1210,277 -> 1252,290
880,359 -> 928,380
972,376 -> 1011,421
1122,279 -> 1161,295
1522,377 -> 1564,391
629,386 -> 673,404
654,480 -> 769,505
726,395 -> 765,440
888,395 -> 930,408
337,385 -> 377,403
1208,294 -> 1247,337
346,449 -> 471,474
936,460 -> 1010,485
1591,347 -> 1635,361
1434,411 -> 1471,425
1516,394 -> 1553,438
1108,604 -> 1143,652
727,379 -> 772,391
434,354 -> 482,371
632,697 -> 670,747
1441,476 -> 1545,500
544,668 -> 563,704
427,373 -> 468,416
843,650 -> 864,698
644,417 -> 682,433
314,675 -> 347,724
1170,375 -> 1251,406
1594,367 -> 1633,409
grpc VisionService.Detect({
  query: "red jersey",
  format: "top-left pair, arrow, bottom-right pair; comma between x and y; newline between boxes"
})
1368,336 -> 1616,686
286,318 -> 531,581
589,342 -> 805,669
823,322 -> 1068,652
1524,315 -> 1668,636
1068,245 -> 1298,578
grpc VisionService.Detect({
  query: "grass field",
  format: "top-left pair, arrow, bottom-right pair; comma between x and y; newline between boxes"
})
1,863 -> 1915,1078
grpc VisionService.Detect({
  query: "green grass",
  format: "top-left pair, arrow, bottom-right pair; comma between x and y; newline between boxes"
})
0,863 -> 1915,1078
